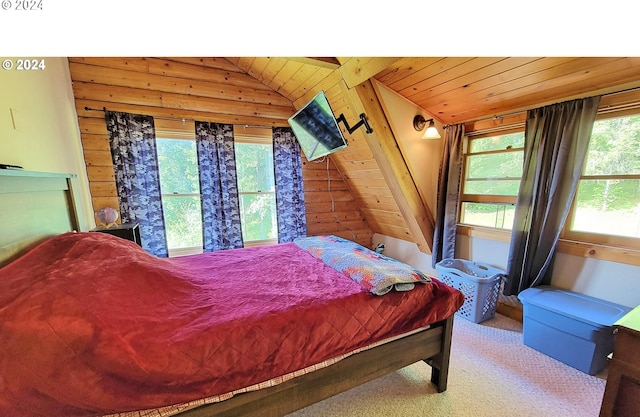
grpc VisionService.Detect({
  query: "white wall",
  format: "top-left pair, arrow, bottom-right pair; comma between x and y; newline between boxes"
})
373,80 -> 443,213
0,57 -> 94,230
374,231 -> 640,309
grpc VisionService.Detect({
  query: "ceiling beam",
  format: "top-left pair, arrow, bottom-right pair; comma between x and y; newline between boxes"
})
285,57 -> 341,70
347,79 -> 435,253
339,57 -> 401,89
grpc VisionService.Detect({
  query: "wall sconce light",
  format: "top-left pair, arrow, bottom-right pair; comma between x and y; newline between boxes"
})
413,115 -> 441,139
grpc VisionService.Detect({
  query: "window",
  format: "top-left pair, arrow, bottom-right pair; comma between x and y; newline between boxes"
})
459,132 -> 525,229
155,125 -> 280,254
156,137 -> 204,254
457,104 -> 640,265
234,128 -> 278,245
564,115 -> 640,249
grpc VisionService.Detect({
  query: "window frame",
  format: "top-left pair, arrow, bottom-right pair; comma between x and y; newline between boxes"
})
458,129 -> 525,229
458,107 -> 640,267
154,123 -> 280,254
233,126 -> 278,247
155,119 -> 204,257
561,113 -> 640,251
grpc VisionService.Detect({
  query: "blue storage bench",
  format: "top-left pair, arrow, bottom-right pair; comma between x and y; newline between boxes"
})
518,286 -> 632,375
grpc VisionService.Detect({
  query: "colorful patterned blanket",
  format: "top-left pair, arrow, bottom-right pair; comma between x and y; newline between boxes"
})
294,235 -> 432,295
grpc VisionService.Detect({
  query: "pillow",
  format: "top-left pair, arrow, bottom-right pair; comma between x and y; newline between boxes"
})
294,235 -> 432,295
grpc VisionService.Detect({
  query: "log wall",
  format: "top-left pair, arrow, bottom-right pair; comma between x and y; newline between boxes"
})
67,57 -> 373,248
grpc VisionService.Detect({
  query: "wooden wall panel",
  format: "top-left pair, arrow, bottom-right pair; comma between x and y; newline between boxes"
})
301,156 -> 372,247
75,99 -> 284,128
282,72 -> 415,247
89,182 -> 117,197
83,150 -> 112,167
86,166 -> 115,182
80,134 -> 110,152
68,57 -> 373,249
322,81 -> 413,245
163,57 -> 243,72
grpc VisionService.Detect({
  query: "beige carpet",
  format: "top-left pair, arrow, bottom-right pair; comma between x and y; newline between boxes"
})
286,313 -> 607,417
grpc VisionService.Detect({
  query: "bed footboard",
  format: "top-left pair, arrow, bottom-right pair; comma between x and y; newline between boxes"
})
178,316 -> 455,417
424,315 -> 454,392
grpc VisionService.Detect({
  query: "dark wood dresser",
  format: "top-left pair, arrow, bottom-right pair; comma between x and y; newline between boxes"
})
600,305 -> 640,417
90,223 -> 142,247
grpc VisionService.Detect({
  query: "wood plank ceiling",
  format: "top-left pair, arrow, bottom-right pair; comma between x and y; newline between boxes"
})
236,57 -> 640,125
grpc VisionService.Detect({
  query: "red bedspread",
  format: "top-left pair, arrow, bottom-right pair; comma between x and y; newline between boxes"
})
0,232 -> 463,417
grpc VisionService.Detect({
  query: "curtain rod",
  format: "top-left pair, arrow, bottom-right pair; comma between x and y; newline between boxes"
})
83,106 -> 276,130
444,85 -> 640,129
443,109 -> 526,130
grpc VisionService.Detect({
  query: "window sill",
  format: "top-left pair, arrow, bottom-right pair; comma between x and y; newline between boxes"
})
456,225 -> 640,267
168,247 -> 203,257
556,240 -> 640,267
243,238 -> 278,248
456,225 -> 511,242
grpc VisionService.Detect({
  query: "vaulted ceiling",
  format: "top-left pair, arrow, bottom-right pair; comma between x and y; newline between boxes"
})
228,57 -> 640,125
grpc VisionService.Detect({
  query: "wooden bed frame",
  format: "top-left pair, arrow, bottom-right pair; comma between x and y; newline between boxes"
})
0,170 -> 456,417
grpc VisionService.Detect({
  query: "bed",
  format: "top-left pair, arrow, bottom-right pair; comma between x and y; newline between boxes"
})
0,170 -> 464,417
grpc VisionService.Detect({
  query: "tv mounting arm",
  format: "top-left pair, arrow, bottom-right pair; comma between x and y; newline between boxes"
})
335,113 -> 373,134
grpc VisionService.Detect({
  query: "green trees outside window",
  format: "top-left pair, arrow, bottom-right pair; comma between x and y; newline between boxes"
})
460,132 -> 524,228
234,142 -> 277,242
460,115 -> 640,246
156,138 -> 203,250
156,137 -> 279,252
570,115 -> 640,239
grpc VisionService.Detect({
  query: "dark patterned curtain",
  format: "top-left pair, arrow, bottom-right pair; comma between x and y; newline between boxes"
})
431,123 -> 465,268
105,111 -> 168,257
195,121 -> 243,252
504,96 -> 601,295
273,127 -> 307,243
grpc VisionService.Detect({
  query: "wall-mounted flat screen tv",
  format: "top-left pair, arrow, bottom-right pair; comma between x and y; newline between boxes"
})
288,91 -> 347,161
